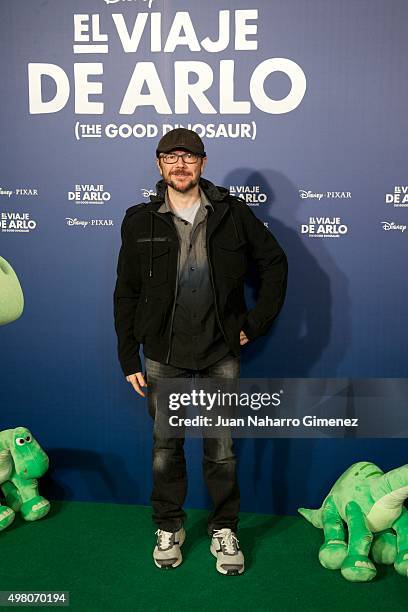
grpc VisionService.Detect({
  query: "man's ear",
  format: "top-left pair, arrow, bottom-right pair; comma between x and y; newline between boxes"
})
201,156 -> 208,174
156,157 -> 163,176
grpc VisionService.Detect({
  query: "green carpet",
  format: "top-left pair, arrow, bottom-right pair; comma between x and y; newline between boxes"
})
0,501 -> 406,611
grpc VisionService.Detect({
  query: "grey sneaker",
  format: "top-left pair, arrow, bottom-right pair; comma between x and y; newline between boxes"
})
210,528 -> 244,575
153,527 -> 185,569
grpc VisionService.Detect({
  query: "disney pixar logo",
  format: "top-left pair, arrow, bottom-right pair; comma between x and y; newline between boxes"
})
65,217 -> 114,228
0,187 -> 39,198
299,190 -> 352,201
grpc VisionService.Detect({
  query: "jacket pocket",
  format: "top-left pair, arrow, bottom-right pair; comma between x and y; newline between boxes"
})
136,241 -> 170,287
213,238 -> 247,279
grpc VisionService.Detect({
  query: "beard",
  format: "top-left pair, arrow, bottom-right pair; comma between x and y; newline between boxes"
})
163,167 -> 201,193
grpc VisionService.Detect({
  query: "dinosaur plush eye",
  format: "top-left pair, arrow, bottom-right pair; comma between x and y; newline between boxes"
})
15,438 -> 25,446
25,435 -> 31,443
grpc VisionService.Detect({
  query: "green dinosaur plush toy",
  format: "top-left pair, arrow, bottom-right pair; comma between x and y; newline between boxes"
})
298,461 -> 408,582
0,428 -> 50,531
0,255 -> 24,325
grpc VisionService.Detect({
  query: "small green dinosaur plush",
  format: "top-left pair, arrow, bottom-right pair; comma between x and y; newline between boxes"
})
298,461 -> 408,581
0,428 -> 50,531
0,256 -> 24,325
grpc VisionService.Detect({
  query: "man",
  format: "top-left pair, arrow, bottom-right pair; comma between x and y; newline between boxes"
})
114,128 -> 288,575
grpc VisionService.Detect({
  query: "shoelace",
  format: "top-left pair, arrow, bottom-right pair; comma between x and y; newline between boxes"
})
155,529 -> 174,549
213,529 -> 239,555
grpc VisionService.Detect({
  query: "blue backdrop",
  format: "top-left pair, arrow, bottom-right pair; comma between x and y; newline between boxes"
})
1,0 -> 407,515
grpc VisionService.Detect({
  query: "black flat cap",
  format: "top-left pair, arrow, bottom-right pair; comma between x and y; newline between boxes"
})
156,128 -> 206,157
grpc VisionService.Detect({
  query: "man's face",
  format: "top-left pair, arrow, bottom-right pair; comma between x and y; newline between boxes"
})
156,149 -> 207,194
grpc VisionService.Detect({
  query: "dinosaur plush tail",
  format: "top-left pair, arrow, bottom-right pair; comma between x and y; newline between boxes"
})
297,507 -> 323,528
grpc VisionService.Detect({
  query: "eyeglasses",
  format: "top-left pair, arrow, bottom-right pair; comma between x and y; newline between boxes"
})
159,152 -> 202,164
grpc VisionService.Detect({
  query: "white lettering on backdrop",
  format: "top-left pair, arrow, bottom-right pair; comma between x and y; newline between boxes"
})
28,9 -> 307,117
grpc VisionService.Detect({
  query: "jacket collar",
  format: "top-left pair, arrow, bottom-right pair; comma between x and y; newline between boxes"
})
157,186 -> 214,214
148,177 -> 231,241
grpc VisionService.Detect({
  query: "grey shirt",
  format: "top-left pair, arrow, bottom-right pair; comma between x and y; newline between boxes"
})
156,188 -> 231,369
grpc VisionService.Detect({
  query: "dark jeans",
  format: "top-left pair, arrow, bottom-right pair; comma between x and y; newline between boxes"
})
144,353 -> 240,536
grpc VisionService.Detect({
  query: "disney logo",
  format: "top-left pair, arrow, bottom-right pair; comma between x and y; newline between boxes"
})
381,221 -> 406,232
299,190 -> 324,200
141,188 -> 156,198
0,188 -> 13,198
66,218 -> 89,228
104,0 -> 155,7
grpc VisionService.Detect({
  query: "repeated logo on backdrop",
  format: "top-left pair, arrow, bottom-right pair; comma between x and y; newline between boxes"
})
381,222 -> 406,233
0,187 -> 39,233
0,187 -> 39,198
1,212 -> 37,233
0,182 -> 117,232
301,217 -> 348,238
68,184 -> 111,204
385,186 -> 408,208
2,181 -> 407,237
65,217 -> 114,228
298,189 -> 352,201
65,183 -> 113,228
298,188 -> 350,239
381,185 -> 408,236
229,185 -> 267,206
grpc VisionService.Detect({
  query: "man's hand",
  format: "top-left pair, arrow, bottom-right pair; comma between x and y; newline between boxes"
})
240,330 -> 250,346
125,371 -> 147,397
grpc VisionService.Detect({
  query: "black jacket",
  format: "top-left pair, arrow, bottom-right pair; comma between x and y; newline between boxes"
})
114,177 -> 288,376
